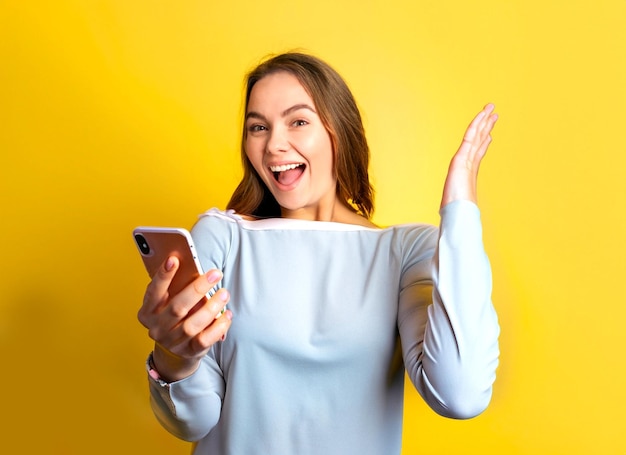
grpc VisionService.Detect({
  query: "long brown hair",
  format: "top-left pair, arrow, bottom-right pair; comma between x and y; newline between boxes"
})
227,52 -> 374,219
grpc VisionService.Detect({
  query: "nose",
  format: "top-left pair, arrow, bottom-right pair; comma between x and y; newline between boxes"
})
266,126 -> 289,154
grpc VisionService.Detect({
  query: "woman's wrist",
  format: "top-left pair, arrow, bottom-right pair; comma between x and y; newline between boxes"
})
151,345 -> 201,383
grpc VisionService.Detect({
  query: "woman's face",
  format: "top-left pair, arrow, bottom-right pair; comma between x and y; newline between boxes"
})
245,71 -> 338,220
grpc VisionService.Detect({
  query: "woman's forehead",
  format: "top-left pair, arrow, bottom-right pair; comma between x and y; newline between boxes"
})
247,72 -> 315,112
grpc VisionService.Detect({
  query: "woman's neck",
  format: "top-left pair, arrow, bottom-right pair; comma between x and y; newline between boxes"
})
280,199 -> 377,228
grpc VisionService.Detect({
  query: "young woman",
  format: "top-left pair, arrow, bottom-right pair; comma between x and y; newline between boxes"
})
138,52 -> 500,454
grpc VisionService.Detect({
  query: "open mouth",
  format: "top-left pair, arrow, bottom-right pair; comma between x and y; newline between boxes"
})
269,163 -> 306,186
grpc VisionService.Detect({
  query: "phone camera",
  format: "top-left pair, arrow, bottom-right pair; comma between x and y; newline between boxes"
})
135,234 -> 151,255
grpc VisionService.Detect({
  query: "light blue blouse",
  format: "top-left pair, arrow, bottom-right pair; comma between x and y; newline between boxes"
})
147,200 -> 500,455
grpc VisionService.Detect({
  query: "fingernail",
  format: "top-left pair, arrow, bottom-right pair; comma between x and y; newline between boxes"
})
219,289 -> 230,302
165,257 -> 175,271
207,270 -> 222,282
215,306 -> 230,320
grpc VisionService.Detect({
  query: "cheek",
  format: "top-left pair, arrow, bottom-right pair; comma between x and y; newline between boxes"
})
245,144 -> 273,187
245,141 -> 262,168
319,133 -> 336,177
305,127 -> 332,157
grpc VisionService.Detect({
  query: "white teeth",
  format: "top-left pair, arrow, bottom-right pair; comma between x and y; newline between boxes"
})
269,163 -> 302,172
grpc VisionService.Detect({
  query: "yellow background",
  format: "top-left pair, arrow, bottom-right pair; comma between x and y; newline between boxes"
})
1,1 -> 625,453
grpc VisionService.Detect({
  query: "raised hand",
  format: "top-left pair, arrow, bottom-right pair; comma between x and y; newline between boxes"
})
440,104 -> 498,209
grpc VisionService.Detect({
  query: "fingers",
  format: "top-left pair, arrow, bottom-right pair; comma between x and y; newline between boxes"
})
157,290 -> 231,357
145,266 -> 231,349
138,256 -> 180,328
150,306 -> 233,381
440,103 -> 498,209
160,269 -> 226,330
176,287 -> 230,339
189,308 -> 233,352
477,105 -> 498,159
477,104 -> 498,146
458,104 -> 498,166
464,104 -> 497,144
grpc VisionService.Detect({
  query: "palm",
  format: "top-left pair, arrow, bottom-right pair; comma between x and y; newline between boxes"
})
440,104 -> 498,209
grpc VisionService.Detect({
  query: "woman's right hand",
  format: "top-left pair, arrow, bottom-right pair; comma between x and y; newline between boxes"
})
137,256 -> 232,382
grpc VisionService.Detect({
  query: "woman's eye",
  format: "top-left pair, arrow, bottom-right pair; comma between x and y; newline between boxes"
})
293,119 -> 308,127
248,124 -> 267,132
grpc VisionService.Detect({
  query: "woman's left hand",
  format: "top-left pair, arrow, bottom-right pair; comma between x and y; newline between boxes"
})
440,104 -> 498,209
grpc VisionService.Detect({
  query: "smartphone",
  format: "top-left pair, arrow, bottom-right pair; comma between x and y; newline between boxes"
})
132,226 -> 215,298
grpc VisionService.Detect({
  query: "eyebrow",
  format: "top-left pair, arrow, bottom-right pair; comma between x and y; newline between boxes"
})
245,103 -> 317,122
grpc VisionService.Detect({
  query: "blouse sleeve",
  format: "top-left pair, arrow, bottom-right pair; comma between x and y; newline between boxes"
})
147,354 -> 225,441
145,210 -> 235,441
398,200 -> 500,419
